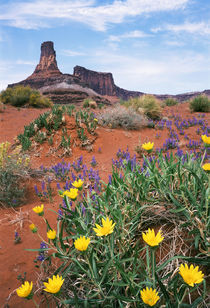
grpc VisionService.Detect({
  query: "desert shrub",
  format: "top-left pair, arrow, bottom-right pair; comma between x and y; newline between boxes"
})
123,95 -> 162,120
0,86 -> 52,108
0,102 -> 5,113
98,105 -> 148,130
0,142 -> 30,206
190,95 -> 210,112
164,98 -> 178,106
82,98 -> 90,108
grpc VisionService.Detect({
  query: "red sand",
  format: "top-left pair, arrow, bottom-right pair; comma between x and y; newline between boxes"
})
0,104 -> 209,307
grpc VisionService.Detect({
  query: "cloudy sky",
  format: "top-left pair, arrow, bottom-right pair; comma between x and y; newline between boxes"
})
0,0 -> 210,94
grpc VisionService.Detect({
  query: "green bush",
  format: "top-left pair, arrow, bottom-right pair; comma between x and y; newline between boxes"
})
83,99 -> 90,108
190,95 -> 210,112
0,86 -> 53,108
164,98 -> 178,106
123,95 -> 162,120
0,142 -> 30,206
98,105 -> 148,130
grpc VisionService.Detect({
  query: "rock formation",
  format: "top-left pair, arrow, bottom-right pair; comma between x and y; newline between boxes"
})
8,42 -> 110,105
29,41 -> 61,78
8,41 -> 210,103
73,66 -> 144,100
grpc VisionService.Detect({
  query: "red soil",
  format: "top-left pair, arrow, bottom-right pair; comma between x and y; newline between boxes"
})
0,104 -> 209,307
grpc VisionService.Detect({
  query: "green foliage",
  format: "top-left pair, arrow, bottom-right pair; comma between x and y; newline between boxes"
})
0,85 -> 53,108
122,95 -> 162,120
30,151 -> 209,307
0,142 -> 30,207
98,105 -> 148,130
164,98 -> 178,106
83,98 -> 90,108
190,95 -> 210,112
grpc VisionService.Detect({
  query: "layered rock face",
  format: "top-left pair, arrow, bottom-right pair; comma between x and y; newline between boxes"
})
8,42 -> 110,105
29,41 -> 61,78
73,66 -> 144,100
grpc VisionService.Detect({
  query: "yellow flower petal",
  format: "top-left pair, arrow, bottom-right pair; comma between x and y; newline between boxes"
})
16,281 -> 33,298
93,217 -> 116,237
74,236 -> 90,251
43,275 -> 64,294
179,263 -> 204,287
140,287 -> 160,306
142,228 -> 164,247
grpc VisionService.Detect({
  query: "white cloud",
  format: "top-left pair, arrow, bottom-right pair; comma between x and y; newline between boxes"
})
87,49 -> 210,94
0,0 -> 189,31
16,60 -> 36,65
108,30 -> 150,42
153,21 -> 210,36
60,50 -> 86,57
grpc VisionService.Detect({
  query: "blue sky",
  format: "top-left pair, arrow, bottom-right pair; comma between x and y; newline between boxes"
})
0,0 -> 210,94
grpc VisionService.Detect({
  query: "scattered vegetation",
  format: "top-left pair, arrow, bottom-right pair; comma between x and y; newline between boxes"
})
164,98 -> 178,106
122,95 -> 162,120
98,105 -> 148,130
21,149 -> 209,307
0,142 -> 30,206
0,85 -> 53,108
17,105 -> 98,153
190,95 -> 210,112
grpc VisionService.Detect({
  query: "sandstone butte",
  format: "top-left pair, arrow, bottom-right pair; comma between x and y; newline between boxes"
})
8,41 -> 210,104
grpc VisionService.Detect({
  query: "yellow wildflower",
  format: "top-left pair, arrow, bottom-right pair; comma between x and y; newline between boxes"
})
29,223 -> 37,233
94,118 -> 98,122
47,229 -> 56,240
32,204 -> 44,216
142,228 -> 164,247
74,236 -> 90,251
16,281 -> 33,298
72,179 -> 84,189
43,275 -> 64,294
202,163 -> 210,172
93,217 -> 116,237
62,188 -> 78,200
201,134 -> 210,145
142,142 -> 154,152
140,287 -> 160,307
179,264 -> 204,287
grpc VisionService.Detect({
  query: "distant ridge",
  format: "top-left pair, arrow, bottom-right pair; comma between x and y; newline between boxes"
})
8,41 -> 210,103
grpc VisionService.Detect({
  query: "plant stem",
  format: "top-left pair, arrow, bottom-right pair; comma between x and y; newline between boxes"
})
151,248 -> 156,288
200,148 -> 206,166
178,287 -> 188,308
32,298 -> 39,308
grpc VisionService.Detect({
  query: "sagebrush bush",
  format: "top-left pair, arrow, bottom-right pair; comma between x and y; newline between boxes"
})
0,86 -> 52,108
98,105 -> 148,129
0,142 -> 30,206
190,95 -> 210,112
164,98 -> 178,106
82,98 -> 90,108
123,95 -> 162,120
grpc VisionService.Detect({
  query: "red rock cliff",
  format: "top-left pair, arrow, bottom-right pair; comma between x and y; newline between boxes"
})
27,41 -> 62,79
73,65 -> 144,100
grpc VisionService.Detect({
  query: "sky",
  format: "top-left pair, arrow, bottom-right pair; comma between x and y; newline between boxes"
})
0,0 -> 210,95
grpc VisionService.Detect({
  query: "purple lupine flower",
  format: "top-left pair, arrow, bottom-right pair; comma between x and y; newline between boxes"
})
41,181 -> 45,191
34,185 -> 39,195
